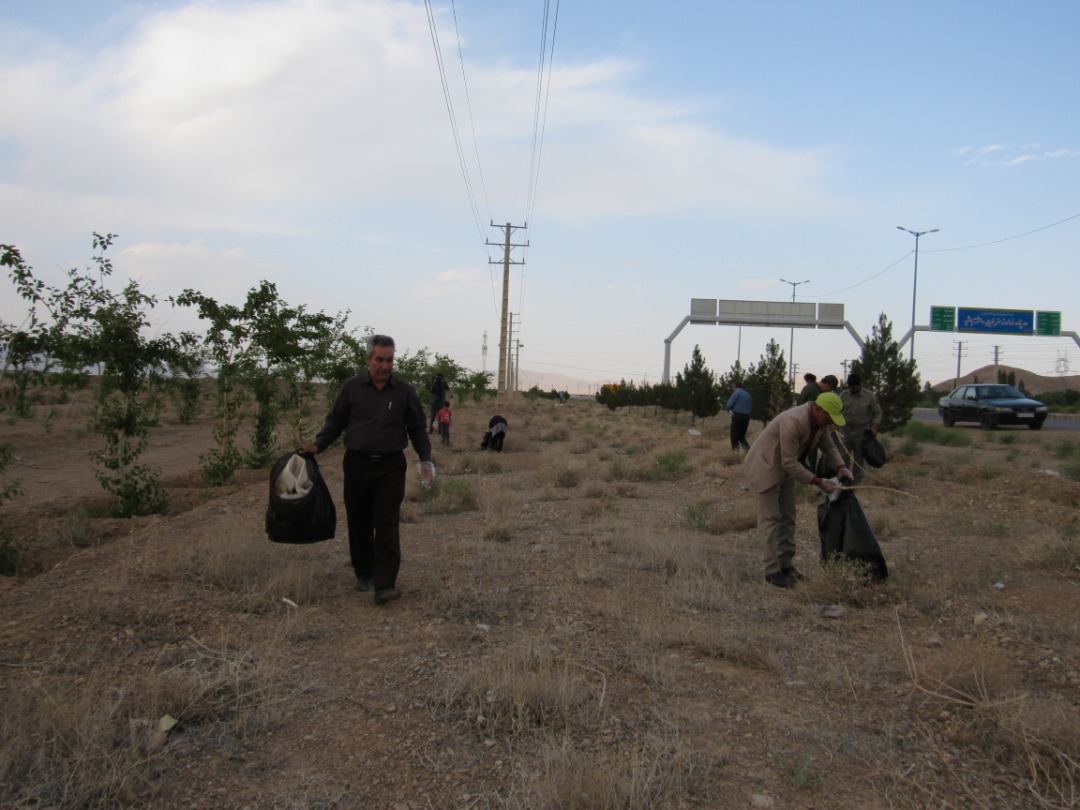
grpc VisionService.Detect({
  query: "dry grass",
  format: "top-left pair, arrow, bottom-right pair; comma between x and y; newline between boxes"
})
3,395 -> 1080,808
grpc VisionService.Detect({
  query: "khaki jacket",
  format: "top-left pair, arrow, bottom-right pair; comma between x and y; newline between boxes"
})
742,403 -> 845,493
840,388 -> 883,434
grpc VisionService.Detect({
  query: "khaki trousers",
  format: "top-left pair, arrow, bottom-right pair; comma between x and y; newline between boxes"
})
757,477 -> 797,576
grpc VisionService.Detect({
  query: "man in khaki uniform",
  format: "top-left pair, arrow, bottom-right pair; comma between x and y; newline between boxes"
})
743,392 -> 852,589
839,373 -> 883,483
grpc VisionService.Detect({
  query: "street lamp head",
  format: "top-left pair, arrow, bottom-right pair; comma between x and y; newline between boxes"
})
898,226 -> 940,238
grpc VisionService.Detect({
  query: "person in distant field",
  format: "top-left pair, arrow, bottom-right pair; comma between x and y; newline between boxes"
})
742,392 -> 852,589
482,414 -> 508,452
725,380 -> 753,452
429,373 -> 449,433
797,373 -> 822,405
300,335 -> 434,606
839,373 -> 883,483
436,399 -> 452,445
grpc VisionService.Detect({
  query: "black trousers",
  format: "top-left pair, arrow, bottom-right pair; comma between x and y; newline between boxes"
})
342,450 -> 407,590
730,412 -> 751,450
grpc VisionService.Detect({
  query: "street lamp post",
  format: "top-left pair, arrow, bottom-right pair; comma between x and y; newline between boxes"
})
779,278 -> 810,389
897,226 -> 939,362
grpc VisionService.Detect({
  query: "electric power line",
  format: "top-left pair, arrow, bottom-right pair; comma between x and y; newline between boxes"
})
423,0 -> 488,244
809,212 -> 1080,300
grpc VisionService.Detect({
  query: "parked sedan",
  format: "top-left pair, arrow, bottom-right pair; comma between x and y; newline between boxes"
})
938,384 -> 1048,430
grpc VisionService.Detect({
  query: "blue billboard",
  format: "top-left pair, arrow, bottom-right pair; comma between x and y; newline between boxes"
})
956,308 -> 1034,335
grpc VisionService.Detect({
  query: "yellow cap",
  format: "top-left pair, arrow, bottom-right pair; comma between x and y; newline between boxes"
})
815,391 -> 846,426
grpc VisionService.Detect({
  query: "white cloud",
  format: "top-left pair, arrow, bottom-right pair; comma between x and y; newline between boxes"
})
0,0 -> 837,237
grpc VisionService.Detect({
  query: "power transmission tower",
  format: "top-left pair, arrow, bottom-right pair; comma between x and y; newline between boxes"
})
486,222 -> 528,394
953,340 -> 967,388
1055,351 -> 1071,391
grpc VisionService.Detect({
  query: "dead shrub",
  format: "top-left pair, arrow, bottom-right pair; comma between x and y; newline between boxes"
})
437,640 -> 604,741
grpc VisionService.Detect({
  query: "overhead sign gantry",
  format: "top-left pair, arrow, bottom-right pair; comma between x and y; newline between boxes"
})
662,298 -> 861,384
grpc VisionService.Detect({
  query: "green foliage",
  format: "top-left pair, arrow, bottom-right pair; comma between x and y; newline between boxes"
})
851,313 -> 921,432
4,235 -> 176,515
525,386 -> 562,401
458,370 -> 496,402
638,450 -> 692,481
893,420 -> 971,447
732,340 -> 791,425
92,392 -> 168,516
174,280 -> 338,478
674,345 -> 720,423
167,336 -> 206,425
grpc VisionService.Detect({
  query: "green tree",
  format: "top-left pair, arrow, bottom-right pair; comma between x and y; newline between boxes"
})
850,313 -> 921,432
743,339 -> 791,424
674,345 -> 721,424
5,235 -> 176,516
306,317 -> 369,407
457,370 -> 495,402
174,281 -> 336,478
166,335 -> 207,425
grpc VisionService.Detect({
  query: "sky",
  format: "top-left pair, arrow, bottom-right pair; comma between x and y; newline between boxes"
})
2,0 -> 1079,393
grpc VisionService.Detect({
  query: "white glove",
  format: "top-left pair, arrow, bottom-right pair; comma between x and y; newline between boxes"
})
418,461 -> 436,489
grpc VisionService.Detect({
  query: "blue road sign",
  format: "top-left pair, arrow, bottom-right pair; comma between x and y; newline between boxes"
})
956,308 -> 1034,335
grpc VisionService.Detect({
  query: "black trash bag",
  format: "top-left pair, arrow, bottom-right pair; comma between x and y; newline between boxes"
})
482,415 -> 507,452
817,489 -> 888,581
265,452 -> 336,544
862,432 -> 887,468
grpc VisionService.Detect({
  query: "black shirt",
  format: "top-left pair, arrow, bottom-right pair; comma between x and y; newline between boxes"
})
315,372 -> 432,462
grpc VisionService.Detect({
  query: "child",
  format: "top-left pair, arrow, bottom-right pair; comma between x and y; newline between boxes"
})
436,400 -> 452,445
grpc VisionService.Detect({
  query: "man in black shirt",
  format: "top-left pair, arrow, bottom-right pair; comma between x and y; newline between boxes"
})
301,335 -> 434,604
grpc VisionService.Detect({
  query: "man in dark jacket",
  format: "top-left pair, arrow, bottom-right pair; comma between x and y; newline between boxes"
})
724,381 -> 753,452
301,335 -> 434,605
797,373 -> 821,405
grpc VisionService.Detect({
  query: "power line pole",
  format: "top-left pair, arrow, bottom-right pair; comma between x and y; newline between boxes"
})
482,330 -> 488,373
953,340 -> 967,388
779,278 -> 810,389
507,314 -> 520,391
486,222 -> 528,395
993,345 -> 1001,384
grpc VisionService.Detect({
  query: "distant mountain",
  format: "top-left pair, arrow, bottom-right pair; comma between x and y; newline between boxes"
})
515,370 -> 606,396
929,364 -> 1080,395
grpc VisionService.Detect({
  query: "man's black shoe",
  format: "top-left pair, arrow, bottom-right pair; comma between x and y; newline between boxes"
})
355,578 -> 373,592
764,572 -> 792,589
374,587 -> 402,605
780,567 -> 805,582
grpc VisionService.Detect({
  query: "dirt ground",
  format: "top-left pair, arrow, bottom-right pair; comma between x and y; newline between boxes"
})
2,389 -> 1079,809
